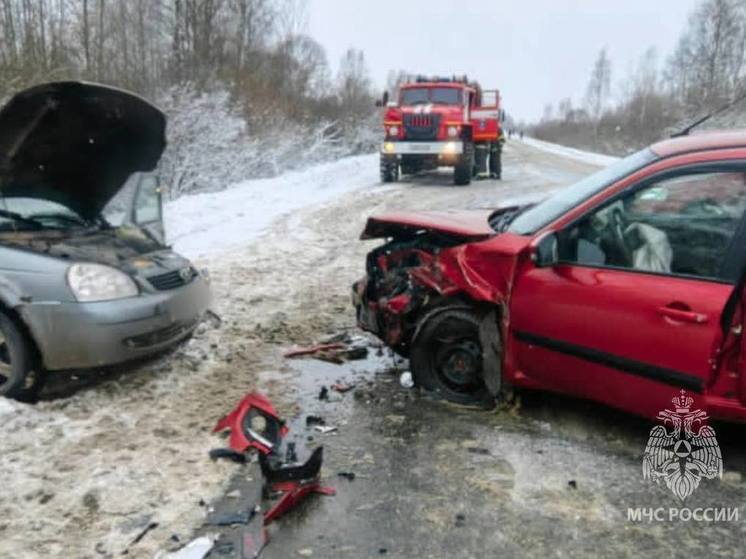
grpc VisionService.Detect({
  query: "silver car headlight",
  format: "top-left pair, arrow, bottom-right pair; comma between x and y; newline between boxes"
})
67,263 -> 139,302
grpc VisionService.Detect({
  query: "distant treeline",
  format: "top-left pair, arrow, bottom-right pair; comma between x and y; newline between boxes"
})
0,0 -> 378,195
531,0 -> 746,155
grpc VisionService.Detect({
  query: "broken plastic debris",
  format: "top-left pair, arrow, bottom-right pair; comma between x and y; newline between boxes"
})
241,518 -> 268,558
314,425 -> 338,434
466,447 -> 490,456
284,335 -> 369,364
331,383 -> 355,393
155,534 -> 217,559
399,371 -> 414,388
305,415 -> 325,427
285,442 -> 298,464
121,521 -> 158,554
213,392 -> 288,454
209,448 -> 247,464
264,481 -> 336,525
284,343 -> 346,358
206,510 -> 252,526
259,447 -> 324,484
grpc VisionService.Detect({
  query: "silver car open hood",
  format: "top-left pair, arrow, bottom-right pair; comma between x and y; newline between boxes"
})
0,81 -> 166,220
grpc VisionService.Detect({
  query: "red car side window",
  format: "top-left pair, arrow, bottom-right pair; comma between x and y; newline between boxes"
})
565,171 -> 746,281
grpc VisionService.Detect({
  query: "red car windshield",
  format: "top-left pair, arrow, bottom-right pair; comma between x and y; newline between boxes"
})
400,87 -> 461,106
508,148 -> 658,235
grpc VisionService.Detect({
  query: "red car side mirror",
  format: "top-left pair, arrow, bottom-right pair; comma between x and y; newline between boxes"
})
532,232 -> 559,267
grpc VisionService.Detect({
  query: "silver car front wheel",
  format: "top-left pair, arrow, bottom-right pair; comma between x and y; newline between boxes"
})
0,312 -> 43,402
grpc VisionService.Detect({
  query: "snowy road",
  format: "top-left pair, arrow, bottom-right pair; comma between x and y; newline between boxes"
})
6,139 -> 738,559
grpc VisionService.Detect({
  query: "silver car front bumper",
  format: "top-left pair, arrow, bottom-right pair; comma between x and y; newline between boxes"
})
19,275 -> 212,370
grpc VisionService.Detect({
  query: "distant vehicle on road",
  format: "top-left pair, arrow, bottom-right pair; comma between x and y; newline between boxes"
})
0,82 -> 211,401
377,75 -> 505,185
354,130 -> 746,422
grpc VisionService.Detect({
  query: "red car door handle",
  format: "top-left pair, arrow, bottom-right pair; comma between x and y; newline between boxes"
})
657,306 -> 708,324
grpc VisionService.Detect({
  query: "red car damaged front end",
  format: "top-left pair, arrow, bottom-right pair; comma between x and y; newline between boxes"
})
352,207 -> 528,355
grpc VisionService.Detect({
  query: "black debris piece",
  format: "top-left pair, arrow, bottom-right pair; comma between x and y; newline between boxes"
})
121,521 -> 159,555
206,510 -> 253,526
466,447 -> 490,455
212,540 -> 236,555
259,447 -> 324,484
455,513 -> 466,527
568,480 -> 577,490
305,415 -> 326,427
341,346 -> 369,361
285,442 -> 298,464
209,448 -> 248,464
319,386 -> 329,401
337,472 -> 356,481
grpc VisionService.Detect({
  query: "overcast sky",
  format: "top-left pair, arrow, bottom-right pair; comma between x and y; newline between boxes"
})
308,0 -> 700,122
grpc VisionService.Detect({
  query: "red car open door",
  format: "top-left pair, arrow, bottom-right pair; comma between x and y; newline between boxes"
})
509,163 -> 746,418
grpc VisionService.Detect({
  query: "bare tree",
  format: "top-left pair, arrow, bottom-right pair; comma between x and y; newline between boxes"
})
584,47 -> 612,122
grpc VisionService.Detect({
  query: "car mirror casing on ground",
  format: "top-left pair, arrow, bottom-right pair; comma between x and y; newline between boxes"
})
532,232 -> 559,267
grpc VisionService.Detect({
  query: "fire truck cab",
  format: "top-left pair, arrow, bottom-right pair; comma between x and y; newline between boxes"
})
378,76 -> 505,186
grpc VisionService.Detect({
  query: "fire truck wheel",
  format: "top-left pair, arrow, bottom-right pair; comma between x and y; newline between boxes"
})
380,155 -> 399,183
454,142 -> 474,186
489,142 -> 502,180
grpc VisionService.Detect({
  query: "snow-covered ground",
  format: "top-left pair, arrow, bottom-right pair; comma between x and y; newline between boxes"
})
163,140 -> 614,260
523,137 -> 620,167
165,154 -> 380,259
0,140 -> 606,559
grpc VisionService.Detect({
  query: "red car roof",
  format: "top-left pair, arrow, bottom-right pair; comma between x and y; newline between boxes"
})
651,129 -> 746,157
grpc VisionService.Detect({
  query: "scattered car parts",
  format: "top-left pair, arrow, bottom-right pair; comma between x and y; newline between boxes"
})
284,334 -> 369,364
155,535 -> 217,559
211,391 -> 336,545
213,392 -> 289,454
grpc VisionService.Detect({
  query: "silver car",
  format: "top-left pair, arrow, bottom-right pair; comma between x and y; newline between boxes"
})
0,82 -> 212,400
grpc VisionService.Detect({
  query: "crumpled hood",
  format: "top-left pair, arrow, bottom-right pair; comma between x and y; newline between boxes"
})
0,81 -> 166,220
360,209 -> 495,240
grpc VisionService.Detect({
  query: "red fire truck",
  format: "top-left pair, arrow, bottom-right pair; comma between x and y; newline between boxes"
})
378,76 -> 505,185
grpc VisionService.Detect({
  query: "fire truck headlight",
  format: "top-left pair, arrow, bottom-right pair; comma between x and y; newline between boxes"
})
444,142 -> 458,154
447,125 -> 460,138
383,142 -> 396,154
388,125 -> 399,136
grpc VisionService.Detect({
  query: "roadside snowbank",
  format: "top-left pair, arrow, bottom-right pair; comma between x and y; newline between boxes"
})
523,137 -> 620,167
165,154 -> 380,259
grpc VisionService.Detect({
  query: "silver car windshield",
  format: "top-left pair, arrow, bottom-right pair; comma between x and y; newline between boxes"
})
508,148 -> 658,235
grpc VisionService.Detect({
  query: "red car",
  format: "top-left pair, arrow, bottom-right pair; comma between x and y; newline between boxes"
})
353,131 -> 746,422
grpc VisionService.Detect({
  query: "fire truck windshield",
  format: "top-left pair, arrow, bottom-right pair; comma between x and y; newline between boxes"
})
400,87 -> 461,106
